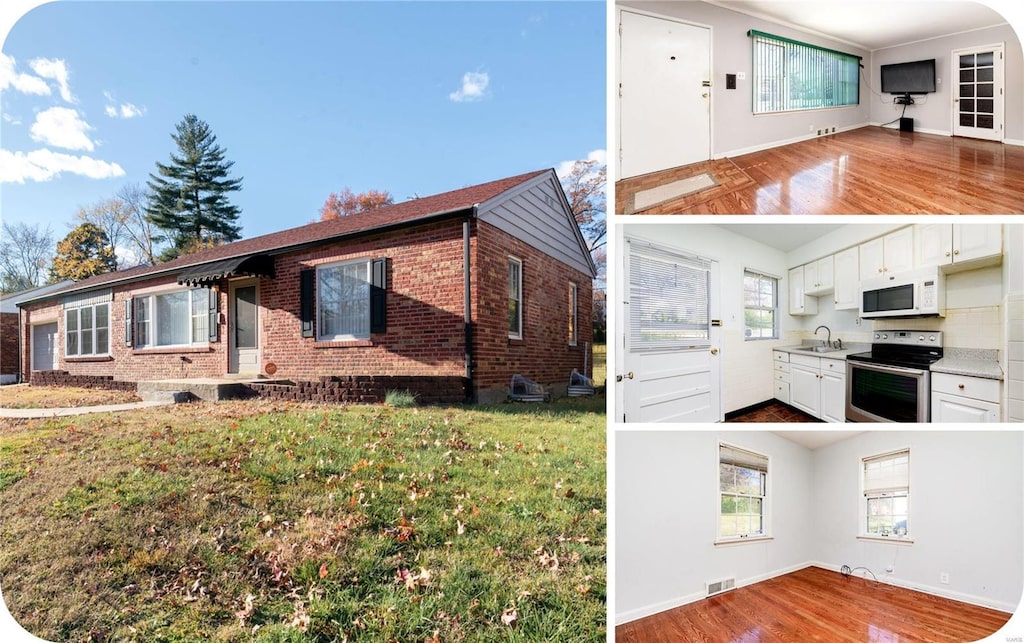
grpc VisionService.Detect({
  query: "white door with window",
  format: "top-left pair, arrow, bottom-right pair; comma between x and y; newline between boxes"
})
618,10 -> 711,178
952,44 -> 1004,141
229,281 -> 260,375
31,322 -> 57,371
618,238 -> 722,423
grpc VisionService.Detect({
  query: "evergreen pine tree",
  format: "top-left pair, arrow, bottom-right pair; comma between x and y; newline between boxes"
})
146,114 -> 243,261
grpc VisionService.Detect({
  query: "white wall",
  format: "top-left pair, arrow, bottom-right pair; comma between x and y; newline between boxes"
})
616,431 -> 1024,623
615,431 -> 814,622
1004,224 -> 1024,421
812,431 -> 1023,612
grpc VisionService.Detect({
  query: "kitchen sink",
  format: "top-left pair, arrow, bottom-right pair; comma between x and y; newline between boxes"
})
792,346 -> 843,354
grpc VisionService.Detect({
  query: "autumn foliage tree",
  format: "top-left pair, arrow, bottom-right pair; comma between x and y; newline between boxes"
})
50,223 -> 117,282
560,158 -> 607,341
319,188 -> 394,221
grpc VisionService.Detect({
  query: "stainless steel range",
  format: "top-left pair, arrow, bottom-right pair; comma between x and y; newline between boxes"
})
846,330 -> 943,422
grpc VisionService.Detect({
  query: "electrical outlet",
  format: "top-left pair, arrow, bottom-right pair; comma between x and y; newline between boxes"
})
737,71 -> 746,80
940,572 -> 950,584
831,127 -> 836,133
885,565 -> 894,573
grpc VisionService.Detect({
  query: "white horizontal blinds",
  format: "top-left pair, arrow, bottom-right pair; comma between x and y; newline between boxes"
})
62,289 -> 112,309
628,240 -> 711,352
750,30 -> 860,114
863,450 -> 910,496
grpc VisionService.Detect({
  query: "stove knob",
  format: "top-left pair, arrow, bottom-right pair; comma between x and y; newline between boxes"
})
918,336 -> 924,341
881,334 -> 888,340
874,333 -> 880,340
929,335 -> 936,342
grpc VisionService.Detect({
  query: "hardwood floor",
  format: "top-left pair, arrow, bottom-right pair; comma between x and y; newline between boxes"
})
615,127 -> 1024,215
616,566 -> 1012,643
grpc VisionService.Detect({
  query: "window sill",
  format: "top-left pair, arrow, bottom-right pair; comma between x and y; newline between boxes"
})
315,339 -> 373,348
133,346 -> 213,355
65,355 -> 114,363
857,535 -> 914,545
714,536 -> 774,547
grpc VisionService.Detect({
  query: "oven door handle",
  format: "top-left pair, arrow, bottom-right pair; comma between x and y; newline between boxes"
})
849,361 -> 926,377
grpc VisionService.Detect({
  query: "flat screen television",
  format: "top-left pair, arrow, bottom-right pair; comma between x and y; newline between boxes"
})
881,59 -> 936,94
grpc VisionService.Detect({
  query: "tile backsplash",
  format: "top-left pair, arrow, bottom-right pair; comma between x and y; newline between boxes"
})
874,306 -> 1003,350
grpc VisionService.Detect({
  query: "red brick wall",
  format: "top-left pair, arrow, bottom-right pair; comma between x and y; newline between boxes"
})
1,312 -> 19,377
472,221 -> 594,402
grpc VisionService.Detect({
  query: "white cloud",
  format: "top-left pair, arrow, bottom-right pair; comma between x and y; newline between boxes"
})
28,58 -> 74,103
103,90 -> 146,119
30,106 -> 95,151
0,53 -> 51,96
0,148 -> 125,183
118,103 -> 145,118
556,149 -> 607,179
104,105 -> 118,118
449,71 -> 490,103
2,112 -> 22,125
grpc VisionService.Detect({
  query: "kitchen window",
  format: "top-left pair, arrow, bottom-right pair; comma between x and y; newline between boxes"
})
65,302 -> 110,357
509,257 -> 523,339
861,449 -> 910,540
718,443 -> 769,542
134,288 -> 210,348
749,30 -> 860,114
568,282 -> 578,346
744,270 -> 778,340
318,260 -> 372,340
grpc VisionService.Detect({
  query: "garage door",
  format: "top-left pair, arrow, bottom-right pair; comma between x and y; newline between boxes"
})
32,322 -> 57,371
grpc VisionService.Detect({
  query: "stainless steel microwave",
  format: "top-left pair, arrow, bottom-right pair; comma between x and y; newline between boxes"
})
860,267 -> 945,318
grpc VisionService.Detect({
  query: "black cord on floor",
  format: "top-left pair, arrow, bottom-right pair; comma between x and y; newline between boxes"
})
880,102 -> 908,127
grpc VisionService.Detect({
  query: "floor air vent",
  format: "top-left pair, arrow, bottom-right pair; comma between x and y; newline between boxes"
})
706,577 -> 736,597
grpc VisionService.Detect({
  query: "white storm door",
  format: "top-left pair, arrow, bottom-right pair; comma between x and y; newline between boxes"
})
619,238 -> 722,423
229,281 -> 260,375
31,322 -> 57,371
618,10 -> 711,179
952,44 -> 1004,141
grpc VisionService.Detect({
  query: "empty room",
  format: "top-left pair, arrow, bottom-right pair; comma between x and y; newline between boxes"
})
615,1 -> 1024,214
615,430 -> 1023,641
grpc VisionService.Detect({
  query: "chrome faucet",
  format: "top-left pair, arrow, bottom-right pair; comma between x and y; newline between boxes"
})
815,325 -> 832,347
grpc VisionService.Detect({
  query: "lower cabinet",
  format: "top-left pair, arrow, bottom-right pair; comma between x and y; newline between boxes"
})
787,354 -> 847,423
931,372 -> 1001,422
820,367 -> 846,423
789,361 -> 820,417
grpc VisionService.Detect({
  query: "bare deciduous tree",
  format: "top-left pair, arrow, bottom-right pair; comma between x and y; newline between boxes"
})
0,222 -> 54,292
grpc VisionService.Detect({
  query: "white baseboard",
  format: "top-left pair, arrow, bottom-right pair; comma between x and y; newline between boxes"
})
714,123 -> 870,159
615,561 -> 815,625
1004,138 -> 1024,147
809,561 -> 1017,614
871,122 -> 952,137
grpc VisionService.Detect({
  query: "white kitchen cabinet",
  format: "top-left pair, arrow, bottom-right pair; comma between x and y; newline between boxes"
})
819,358 -> 846,423
789,266 -> 818,316
804,256 -> 834,296
773,351 -> 791,404
954,224 -> 1002,264
931,372 -> 1001,423
915,224 -> 954,268
860,227 -> 914,280
915,224 -> 1002,270
789,357 -> 821,417
780,353 -> 846,422
833,246 -> 859,310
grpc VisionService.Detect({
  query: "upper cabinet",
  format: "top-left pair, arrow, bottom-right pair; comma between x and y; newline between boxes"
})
915,224 -> 1002,273
832,246 -> 859,310
804,255 -> 834,296
789,266 -> 818,316
859,228 -> 914,280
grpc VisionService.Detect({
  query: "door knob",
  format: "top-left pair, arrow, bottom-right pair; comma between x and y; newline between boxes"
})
710,348 -> 719,355
615,372 -> 635,382
702,93 -> 709,98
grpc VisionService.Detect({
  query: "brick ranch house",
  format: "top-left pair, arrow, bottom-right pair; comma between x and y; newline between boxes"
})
17,169 -> 596,403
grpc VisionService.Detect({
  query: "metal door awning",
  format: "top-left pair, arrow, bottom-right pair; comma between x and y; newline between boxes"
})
177,254 -> 275,286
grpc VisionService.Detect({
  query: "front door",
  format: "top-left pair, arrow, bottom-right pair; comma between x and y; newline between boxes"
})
618,237 -> 722,423
31,322 -> 57,371
952,44 -> 1004,141
229,281 -> 260,375
618,10 -> 711,178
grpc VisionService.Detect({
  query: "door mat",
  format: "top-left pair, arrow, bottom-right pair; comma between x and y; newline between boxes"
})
631,173 -> 719,212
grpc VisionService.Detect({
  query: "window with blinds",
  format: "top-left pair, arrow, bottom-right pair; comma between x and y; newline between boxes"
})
862,449 -> 910,537
628,241 -> 710,352
744,270 -> 778,340
749,30 -> 861,114
719,443 -> 769,540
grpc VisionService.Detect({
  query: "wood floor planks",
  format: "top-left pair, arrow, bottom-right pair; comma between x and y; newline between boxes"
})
616,566 -> 1012,642
615,127 -> 1024,215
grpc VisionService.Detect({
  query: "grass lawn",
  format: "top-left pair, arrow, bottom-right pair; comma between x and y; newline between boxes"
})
0,396 -> 605,641
591,344 -> 606,388
0,385 -> 141,409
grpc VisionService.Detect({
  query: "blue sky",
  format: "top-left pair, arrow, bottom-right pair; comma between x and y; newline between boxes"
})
0,1 -> 605,245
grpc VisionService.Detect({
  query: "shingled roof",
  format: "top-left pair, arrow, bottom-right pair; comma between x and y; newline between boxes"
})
23,169 -> 552,303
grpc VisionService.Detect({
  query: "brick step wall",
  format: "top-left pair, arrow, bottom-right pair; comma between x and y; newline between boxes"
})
29,370 -> 137,392
248,375 -> 469,404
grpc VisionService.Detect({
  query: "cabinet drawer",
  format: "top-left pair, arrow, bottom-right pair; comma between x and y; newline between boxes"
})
773,351 -> 790,363
821,358 -> 845,376
774,381 -> 790,404
774,361 -> 790,374
790,353 -> 820,369
932,372 -> 1000,403
774,370 -> 791,384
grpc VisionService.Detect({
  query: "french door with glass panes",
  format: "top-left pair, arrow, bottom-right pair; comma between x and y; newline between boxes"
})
952,44 -> 1004,141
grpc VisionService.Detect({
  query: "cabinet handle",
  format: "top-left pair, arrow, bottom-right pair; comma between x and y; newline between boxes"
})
878,268 -> 883,273
945,251 -> 951,257
954,249 -> 960,256
958,383 -> 965,390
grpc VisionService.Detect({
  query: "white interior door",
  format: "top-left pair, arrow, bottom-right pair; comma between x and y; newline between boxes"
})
952,44 -> 1004,141
31,322 -> 57,371
229,281 -> 260,375
618,238 -> 722,423
618,10 -> 711,179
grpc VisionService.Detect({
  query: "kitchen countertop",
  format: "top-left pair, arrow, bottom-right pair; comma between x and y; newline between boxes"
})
930,348 -> 1003,381
773,343 -> 871,360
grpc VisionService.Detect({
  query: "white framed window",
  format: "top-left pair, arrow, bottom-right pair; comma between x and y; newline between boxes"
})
508,257 -> 523,339
718,443 -> 769,542
134,288 -> 210,348
65,302 -> 110,357
861,449 -> 910,539
744,270 -> 778,340
317,259 -> 371,341
750,30 -> 860,114
568,282 -> 578,346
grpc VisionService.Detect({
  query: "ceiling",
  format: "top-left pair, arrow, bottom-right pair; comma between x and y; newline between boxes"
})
772,431 -> 865,450
715,224 -> 844,252
712,1 -> 1009,51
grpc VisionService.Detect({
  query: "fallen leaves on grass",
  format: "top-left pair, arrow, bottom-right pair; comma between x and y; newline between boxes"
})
396,567 -> 432,592
500,607 -> 519,628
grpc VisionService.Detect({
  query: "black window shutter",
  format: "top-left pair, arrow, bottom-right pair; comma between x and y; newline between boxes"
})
208,288 -> 219,342
124,298 -> 132,346
300,269 -> 315,338
370,258 -> 387,334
